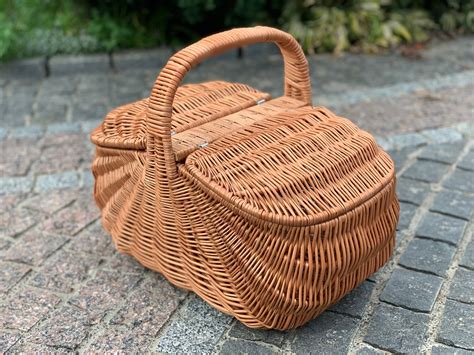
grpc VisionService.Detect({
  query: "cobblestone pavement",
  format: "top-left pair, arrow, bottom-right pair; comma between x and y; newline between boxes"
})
1,36 -> 473,134
1,36 -> 474,354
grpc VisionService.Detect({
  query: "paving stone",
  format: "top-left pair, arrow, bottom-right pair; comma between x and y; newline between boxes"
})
68,270 -> 142,321
0,287 -> 61,331
7,339 -> 72,354
28,249 -> 101,293
398,202 -> 418,230
0,332 -> 21,353
437,300 -> 474,350
355,344 -> 386,354
81,119 -> 102,134
3,229 -> 68,266
329,281 -> 375,318
227,321 -> 286,348
364,302 -> 429,353
112,47 -> 171,71
0,127 -> 7,139
430,190 -> 474,220
387,147 -> 417,172
49,54 -> 110,76
81,169 -> 95,187
33,144 -> 91,175
39,76 -> 79,95
0,176 -> 34,194
71,101 -> 108,121
110,273 -> 184,336
403,159 -> 450,183
443,168 -> 474,193
0,261 -> 31,293
458,149 -> 474,171
34,171 -> 80,192
66,221 -> 113,256
0,193 -> 26,211
87,327 -> 153,353
220,339 -> 277,355
0,57 -> 46,79
155,294 -> 233,353
8,126 -> 44,139
379,268 -> 443,312
416,212 -> 467,246
390,132 -> 427,149
1,138 -> 41,176
290,311 -> 359,354
448,268 -> 474,304
0,207 -> 42,238
104,252 -> 147,274
422,127 -> 464,144
431,344 -> 473,354
399,238 -> 456,277
396,177 -> 431,205
26,306 -> 90,349
417,142 -> 465,164
45,122 -> 81,135
41,195 -> 99,236
22,190 -> 76,215
32,98 -> 68,125
460,239 -> 474,270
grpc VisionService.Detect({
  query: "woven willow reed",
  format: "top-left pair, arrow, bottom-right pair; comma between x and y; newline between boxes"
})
91,26 -> 399,330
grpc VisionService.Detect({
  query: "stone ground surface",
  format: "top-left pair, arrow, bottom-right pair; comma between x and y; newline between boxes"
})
1,36 -> 473,354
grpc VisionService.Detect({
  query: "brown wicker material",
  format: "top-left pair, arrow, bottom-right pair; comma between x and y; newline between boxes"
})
91,26 -> 399,330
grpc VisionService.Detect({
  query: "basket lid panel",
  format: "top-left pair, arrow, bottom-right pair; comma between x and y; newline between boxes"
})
91,81 -> 270,151
184,106 -> 396,225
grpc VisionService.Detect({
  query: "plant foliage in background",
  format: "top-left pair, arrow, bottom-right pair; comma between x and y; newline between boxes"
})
0,0 -> 473,60
282,0 -> 474,54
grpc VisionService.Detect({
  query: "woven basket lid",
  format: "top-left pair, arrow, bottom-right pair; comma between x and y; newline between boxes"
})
184,105 -> 395,226
91,81 -> 269,151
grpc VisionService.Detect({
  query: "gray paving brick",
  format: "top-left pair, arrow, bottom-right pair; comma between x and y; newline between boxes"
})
398,202 -> 418,230
220,339 -> 276,355
443,168 -> 474,193
0,261 -> 31,293
417,142 -> 465,164
25,307 -> 90,349
8,126 -> 44,139
431,344 -> 473,354
355,344 -> 386,354
387,147 -> 417,172
416,212 -> 467,246
71,101 -> 108,121
403,159 -> 450,183
227,321 -> 285,348
155,295 -> 232,354
0,57 -> 46,79
45,122 -> 81,135
458,149 -> 474,171
0,207 -> 42,238
49,54 -> 110,76
290,311 -> 359,354
66,221 -> 113,256
399,238 -> 456,277
379,268 -> 443,312
460,239 -> 474,270
112,47 -> 171,71
0,176 -> 33,194
422,127 -> 464,144
448,268 -> 474,304
390,132 -> 427,150
396,177 -> 431,205
22,190 -> 76,215
34,172 -> 80,192
7,339 -> 72,354
329,281 -> 375,318
437,300 -> 474,350
364,303 -> 429,353
430,190 -> 474,220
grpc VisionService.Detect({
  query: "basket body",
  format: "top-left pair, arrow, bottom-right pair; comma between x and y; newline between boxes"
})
91,27 -> 399,329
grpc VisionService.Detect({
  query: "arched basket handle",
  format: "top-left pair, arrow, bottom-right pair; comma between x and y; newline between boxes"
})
146,26 -> 312,175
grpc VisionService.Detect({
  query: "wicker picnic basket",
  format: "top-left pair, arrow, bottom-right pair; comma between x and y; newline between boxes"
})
91,26 -> 399,330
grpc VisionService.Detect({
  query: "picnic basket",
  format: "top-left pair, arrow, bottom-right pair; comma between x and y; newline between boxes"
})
91,26 -> 399,330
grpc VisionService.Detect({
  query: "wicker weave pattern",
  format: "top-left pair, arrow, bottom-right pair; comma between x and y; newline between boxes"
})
91,26 -> 399,329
